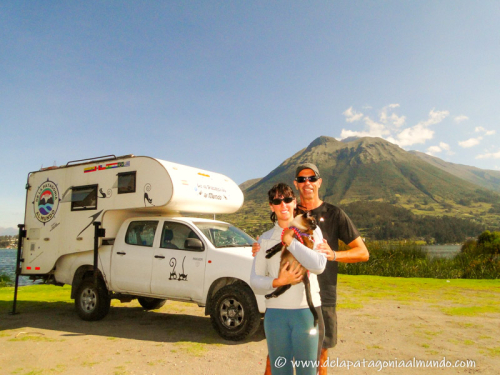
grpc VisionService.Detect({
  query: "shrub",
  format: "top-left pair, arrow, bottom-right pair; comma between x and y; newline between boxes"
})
339,240 -> 500,279
0,273 -> 12,287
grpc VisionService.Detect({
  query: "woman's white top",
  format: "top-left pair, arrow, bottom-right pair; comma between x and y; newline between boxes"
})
250,223 -> 327,309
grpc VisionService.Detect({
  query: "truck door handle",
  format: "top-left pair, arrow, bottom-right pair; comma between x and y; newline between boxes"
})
117,252 -> 126,255
155,255 -> 165,259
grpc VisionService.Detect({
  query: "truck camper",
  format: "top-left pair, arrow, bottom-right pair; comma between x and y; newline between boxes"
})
15,154 -> 264,341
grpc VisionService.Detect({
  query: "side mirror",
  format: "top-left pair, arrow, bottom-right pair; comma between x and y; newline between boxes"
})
185,238 -> 204,251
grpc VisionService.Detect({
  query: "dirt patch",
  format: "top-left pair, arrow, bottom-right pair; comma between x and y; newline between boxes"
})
1,281 -> 498,375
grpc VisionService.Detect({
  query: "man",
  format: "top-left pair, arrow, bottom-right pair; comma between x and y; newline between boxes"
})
253,163 -> 369,375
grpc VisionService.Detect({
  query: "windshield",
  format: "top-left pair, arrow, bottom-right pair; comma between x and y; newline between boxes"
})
193,222 -> 254,248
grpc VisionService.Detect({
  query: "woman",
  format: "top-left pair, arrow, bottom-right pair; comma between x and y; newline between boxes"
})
251,183 -> 328,375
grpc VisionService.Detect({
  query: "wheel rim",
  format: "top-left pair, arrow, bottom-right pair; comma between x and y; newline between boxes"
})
219,297 -> 244,329
81,287 -> 97,312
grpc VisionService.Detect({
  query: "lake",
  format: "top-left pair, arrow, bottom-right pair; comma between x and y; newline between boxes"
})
0,249 -> 37,286
423,244 -> 462,259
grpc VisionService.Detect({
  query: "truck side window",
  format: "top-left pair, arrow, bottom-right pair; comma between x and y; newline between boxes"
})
161,222 -> 203,251
71,185 -> 98,211
125,221 -> 158,247
118,171 -> 136,194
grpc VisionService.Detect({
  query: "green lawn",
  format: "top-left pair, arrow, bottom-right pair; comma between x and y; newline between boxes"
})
1,276 -> 499,316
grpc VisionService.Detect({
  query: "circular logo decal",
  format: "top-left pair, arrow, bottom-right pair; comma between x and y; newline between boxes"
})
33,180 -> 60,223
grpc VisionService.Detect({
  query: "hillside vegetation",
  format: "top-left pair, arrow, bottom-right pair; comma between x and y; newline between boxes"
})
230,136 -> 500,241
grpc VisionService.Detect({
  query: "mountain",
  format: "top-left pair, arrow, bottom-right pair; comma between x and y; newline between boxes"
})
409,151 -> 500,193
239,178 -> 262,192
245,136 -> 498,206
0,227 -> 18,236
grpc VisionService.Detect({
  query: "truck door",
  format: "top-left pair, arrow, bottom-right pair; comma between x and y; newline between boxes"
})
150,221 -> 207,301
111,220 -> 159,294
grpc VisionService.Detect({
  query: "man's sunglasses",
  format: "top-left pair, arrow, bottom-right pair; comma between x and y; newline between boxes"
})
271,197 -> 294,205
295,176 -> 319,183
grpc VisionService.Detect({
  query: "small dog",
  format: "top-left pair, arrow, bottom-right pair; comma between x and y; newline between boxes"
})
264,211 -> 319,326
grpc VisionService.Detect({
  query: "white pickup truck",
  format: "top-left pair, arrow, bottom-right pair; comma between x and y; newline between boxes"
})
15,155 -> 265,341
54,216 -> 264,341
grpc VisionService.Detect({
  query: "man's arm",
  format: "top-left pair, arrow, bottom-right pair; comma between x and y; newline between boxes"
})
318,237 -> 369,263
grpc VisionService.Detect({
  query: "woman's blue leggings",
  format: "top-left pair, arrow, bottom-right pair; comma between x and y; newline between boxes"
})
264,307 -> 322,375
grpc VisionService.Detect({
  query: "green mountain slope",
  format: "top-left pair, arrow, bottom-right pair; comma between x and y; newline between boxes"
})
224,136 -> 500,238
245,136 -> 498,208
409,150 -> 500,193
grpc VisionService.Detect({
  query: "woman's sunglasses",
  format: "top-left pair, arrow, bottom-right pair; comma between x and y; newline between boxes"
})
295,176 -> 319,183
271,197 -> 294,205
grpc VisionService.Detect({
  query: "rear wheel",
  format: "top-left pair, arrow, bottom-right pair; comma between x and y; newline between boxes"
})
75,278 -> 110,321
210,284 -> 261,341
138,297 -> 167,310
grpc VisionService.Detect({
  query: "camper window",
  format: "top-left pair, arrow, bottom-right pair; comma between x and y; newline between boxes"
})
71,185 -> 98,211
125,221 -> 158,247
118,171 -> 136,194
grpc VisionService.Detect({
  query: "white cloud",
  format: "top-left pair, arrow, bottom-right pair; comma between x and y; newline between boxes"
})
364,117 -> 390,137
454,115 -> 469,123
459,137 -> 483,148
427,142 -> 452,155
418,109 -> 450,127
474,127 -> 495,136
439,142 -> 450,151
379,104 -> 406,128
396,124 -> 434,147
343,107 -> 364,123
340,111 -> 390,139
427,146 -> 442,155
340,129 -> 373,139
339,106 -> 450,147
476,151 -> 500,160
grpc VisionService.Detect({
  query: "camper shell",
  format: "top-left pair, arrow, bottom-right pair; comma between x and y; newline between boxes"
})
23,155 -> 243,274
16,155 -> 263,341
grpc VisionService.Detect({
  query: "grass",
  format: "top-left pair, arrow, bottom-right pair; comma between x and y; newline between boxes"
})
442,306 -> 499,316
1,276 -> 498,315
487,347 -> 500,357
339,241 -> 500,279
336,274 -> 500,318
9,335 -> 59,342
173,341 -> 207,357
0,285 -> 72,314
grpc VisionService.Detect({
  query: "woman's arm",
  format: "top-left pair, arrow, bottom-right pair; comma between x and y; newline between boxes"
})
250,238 -> 305,294
283,228 -> 326,274
250,239 -> 276,294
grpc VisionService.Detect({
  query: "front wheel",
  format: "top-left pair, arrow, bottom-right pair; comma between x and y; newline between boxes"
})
75,279 -> 110,321
138,297 -> 167,310
210,284 -> 261,341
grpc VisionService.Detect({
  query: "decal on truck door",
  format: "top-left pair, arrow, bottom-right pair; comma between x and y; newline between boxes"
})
169,256 -> 188,281
169,258 -> 177,280
33,179 -> 60,224
178,256 -> 188,281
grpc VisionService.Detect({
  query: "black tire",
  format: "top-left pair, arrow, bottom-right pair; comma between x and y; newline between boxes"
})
75,278 -> 110,321
138,297 -> 167,310
210,284 -> 261,341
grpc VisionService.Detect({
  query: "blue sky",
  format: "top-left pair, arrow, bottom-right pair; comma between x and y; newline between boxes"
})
1,1 -> 499,229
